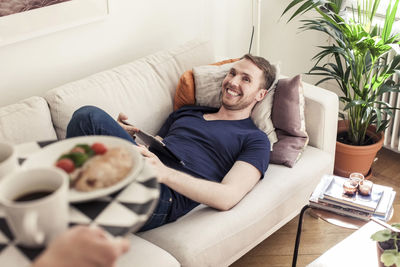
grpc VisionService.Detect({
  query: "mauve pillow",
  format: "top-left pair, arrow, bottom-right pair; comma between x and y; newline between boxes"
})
270,75 -> 308,167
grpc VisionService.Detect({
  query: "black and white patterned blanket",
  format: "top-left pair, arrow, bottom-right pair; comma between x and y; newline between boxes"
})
0,140 -> 159,266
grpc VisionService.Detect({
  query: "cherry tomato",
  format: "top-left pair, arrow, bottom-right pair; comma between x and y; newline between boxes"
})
55,158 -> 75,173
91,143 -> 107,155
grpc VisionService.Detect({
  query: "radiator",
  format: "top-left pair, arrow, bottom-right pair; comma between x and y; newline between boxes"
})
380,72 -> 400,153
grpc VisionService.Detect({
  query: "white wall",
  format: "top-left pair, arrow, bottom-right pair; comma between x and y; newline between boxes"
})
258,0 -> 335,90
0,0 -> 254,107
1,0 -> 335,108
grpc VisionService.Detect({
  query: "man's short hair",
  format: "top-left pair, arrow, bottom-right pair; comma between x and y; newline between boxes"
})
241,54 -> 276,90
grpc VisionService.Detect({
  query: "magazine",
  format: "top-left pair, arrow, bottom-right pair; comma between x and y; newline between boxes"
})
318,198 -> 373,213
309,199 -> 394,221
318,178 -> 395,216
374,186 -> 395,216
309,174 -> 334,203
323,176 -> 383,212
309,174 -> 395,222
309,199 -> 371,221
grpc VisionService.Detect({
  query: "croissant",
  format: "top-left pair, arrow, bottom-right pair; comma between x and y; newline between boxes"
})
73,147 -> 133,191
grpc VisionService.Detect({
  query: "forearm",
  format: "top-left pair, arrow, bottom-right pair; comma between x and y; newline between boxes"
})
138,147 -> 261,211
161,168 -> 240,211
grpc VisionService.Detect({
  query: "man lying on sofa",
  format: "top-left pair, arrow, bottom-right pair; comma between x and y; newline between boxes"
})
66,54 -> 275,231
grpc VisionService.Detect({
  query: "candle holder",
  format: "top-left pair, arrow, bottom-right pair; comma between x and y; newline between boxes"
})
342,172 -> 373,196
359,180 -> 373,196
343,179 -> 358,195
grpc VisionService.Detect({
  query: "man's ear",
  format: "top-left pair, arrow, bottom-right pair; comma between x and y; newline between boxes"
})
255,89 -> 268,102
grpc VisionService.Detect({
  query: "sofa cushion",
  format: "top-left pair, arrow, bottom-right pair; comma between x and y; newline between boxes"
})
45,39 -> 214,139
173,59 -> 238,111
271,75 -> 308,167
118,235 -> 179,267
0,96 -> 57,144
250,71 -> 279,147
193,63 -> 234,108
138,146 -> 333,267
174,70 -> 196,110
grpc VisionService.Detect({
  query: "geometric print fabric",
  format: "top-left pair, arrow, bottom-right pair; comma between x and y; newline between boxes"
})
0,141 -> 159,265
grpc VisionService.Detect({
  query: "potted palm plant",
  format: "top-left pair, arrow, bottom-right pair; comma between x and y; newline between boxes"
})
282,0 -> 400,177
371,223 -> 400,267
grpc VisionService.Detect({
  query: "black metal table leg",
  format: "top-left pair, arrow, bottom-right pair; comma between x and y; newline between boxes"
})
292,204 -> 310,267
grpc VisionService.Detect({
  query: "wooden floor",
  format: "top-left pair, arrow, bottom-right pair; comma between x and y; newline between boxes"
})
231,148 -> 400,267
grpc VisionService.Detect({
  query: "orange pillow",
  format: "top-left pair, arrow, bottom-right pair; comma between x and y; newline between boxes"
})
173,59 -> 239,111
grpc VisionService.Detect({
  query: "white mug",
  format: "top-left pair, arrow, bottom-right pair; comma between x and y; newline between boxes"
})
0,167 -> 69,247
0,141 -> 18,180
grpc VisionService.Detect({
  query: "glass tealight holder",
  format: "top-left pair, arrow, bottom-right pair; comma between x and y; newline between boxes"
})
359,180 -> 373,196
343,179 -> 358,195
349,172 -> 364,186
343,172 -> 364,196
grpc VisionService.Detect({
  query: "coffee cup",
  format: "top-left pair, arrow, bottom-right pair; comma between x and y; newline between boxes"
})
0,167 -> 69,247
0,141 -> 18,180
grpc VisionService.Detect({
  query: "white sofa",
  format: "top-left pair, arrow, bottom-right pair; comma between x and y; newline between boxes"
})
0,39 -> 338,267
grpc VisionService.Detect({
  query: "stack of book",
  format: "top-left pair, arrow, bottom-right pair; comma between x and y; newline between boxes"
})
309,174 -> 396,221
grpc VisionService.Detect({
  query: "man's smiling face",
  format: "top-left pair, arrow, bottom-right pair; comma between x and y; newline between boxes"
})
221,58 -> 266,111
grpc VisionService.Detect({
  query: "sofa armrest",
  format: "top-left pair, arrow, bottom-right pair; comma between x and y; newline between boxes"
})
303,81 -> 338,156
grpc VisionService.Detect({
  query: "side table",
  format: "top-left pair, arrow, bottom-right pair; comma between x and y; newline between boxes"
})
307,221 -> 385,266
291,204 -> 370,267
292,205 -> 311,267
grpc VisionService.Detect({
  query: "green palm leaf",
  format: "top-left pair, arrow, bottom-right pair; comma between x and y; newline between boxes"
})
376,120 -> 391,132
344,100 -> 367,110
315,77 -> 336,86
382,0 -> 399,42
287,1 -> 320,22
283,0 -> 400,145
281,0 -> 306,17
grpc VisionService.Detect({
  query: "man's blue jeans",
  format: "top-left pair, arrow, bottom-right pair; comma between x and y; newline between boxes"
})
66,105 -> 173,231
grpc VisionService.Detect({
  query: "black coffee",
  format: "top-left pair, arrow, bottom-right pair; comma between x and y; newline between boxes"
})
14,190 -> 53,202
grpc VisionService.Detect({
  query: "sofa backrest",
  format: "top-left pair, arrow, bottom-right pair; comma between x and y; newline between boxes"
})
0,96 -> 57,144
45,39 -> 214,139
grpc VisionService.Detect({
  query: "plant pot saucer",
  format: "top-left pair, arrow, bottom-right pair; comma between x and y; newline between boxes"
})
365,168 -> 372,180
333,168 -> 372,179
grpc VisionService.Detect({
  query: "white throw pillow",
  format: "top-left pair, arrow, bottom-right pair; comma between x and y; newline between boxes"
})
0,96 -> 58,144
193,63 -> 280,148
194,63 -> 234,108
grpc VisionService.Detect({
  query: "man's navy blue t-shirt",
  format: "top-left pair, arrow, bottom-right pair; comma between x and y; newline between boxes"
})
151,106 -> 270,221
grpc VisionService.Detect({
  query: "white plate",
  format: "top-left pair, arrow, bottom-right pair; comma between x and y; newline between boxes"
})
22,136 -> 144,203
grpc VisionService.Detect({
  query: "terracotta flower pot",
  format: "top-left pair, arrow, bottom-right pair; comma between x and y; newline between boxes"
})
334,120 -> 384,178
377,242 -> 398,267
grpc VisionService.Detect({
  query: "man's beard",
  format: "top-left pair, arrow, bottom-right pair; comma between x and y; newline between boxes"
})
221,96 -> 255,111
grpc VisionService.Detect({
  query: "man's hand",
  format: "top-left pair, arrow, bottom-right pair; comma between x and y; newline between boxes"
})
32,226 -> 130,267
117,112 -> 139,138
136,145 -> 172,183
